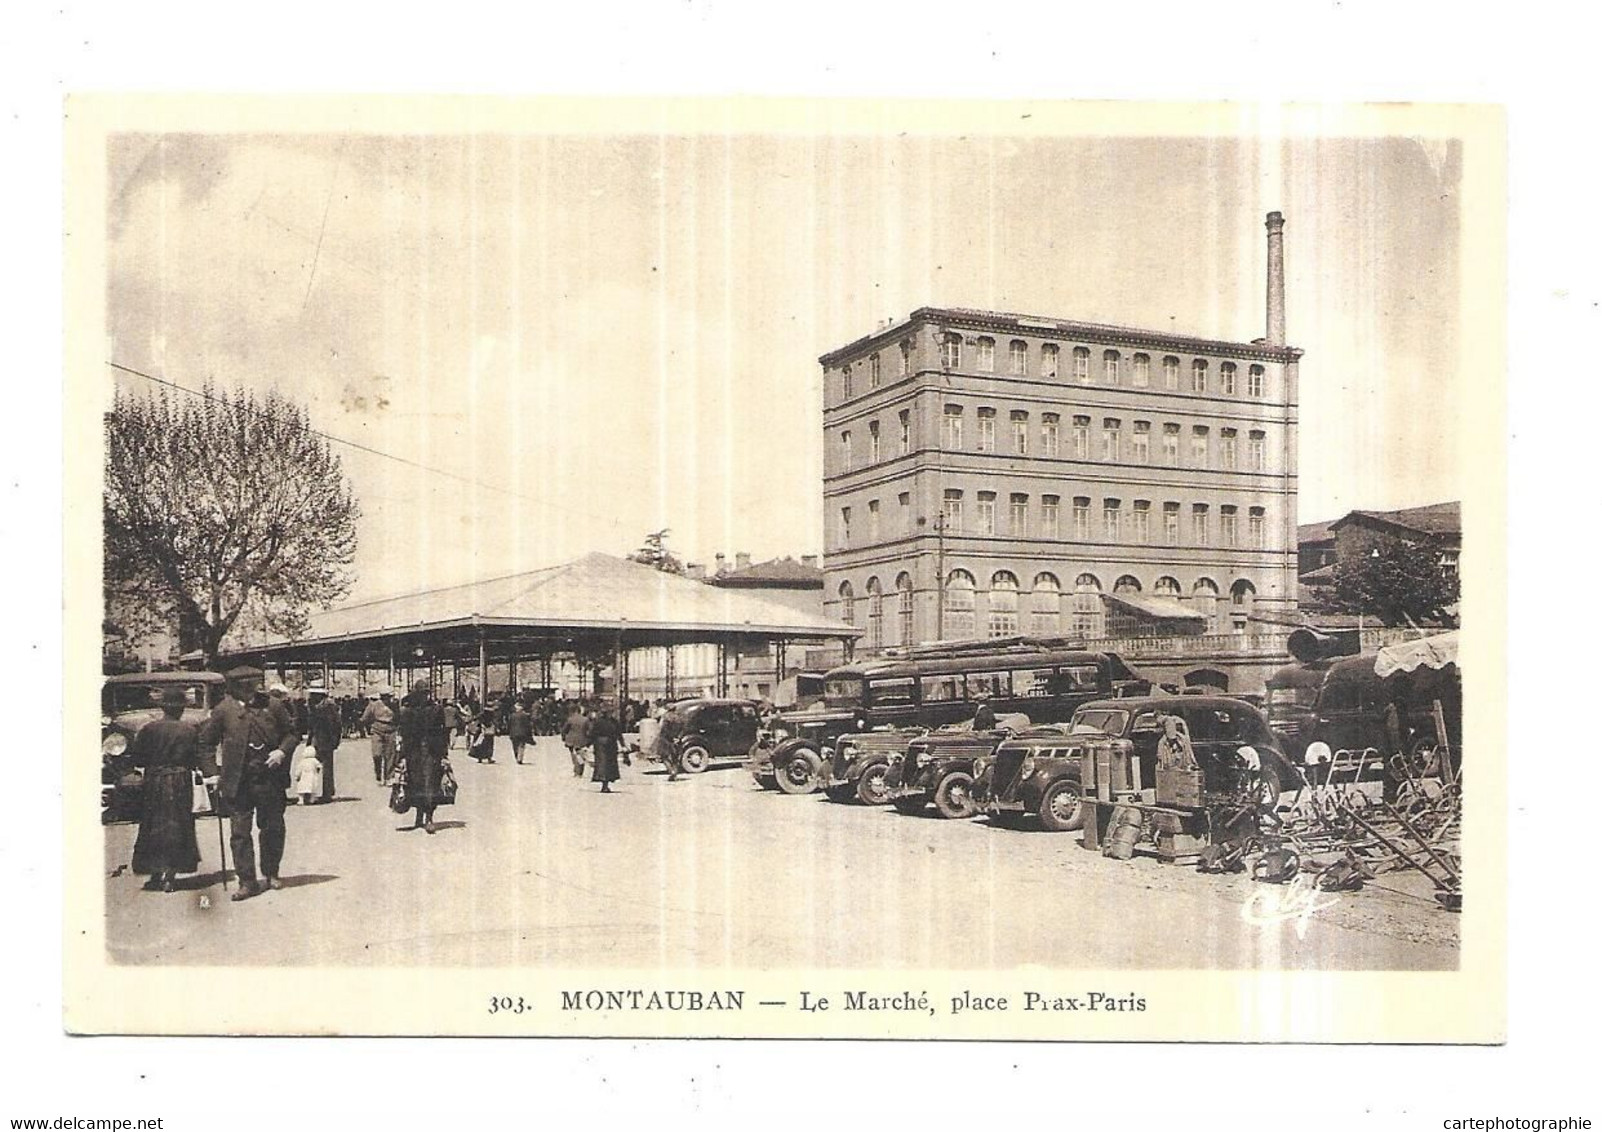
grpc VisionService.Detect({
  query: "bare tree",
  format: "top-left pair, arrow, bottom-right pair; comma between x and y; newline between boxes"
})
104,383 -> 360,667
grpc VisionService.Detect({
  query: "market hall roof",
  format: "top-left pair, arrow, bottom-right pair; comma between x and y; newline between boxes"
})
1101,592 -> 1208,622
228,551 -> 860,659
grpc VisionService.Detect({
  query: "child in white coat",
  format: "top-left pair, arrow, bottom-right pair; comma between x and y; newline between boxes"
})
295,747 -> 324,806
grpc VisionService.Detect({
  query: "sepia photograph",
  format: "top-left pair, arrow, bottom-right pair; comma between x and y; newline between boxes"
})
62,96 -> 1505,1040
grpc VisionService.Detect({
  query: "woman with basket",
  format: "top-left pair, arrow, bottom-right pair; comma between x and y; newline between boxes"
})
395,679 -> 456,834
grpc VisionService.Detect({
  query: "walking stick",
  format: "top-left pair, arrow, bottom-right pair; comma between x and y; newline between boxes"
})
216,807 -> 229,890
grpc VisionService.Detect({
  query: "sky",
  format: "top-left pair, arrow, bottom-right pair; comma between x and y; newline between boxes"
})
105,130 -> 1464,603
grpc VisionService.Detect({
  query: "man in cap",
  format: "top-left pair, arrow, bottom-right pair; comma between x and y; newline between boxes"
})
361,687 -> 398,783
307,685 -> 342,803
199,667 -> 300,900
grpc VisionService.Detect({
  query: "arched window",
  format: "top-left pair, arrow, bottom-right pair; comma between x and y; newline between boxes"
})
976,336 -> 996,372
1191,358 -> 1208,393
1072,573 -> 1104,637
1114,574 -> 1142,594
895,572 -> 915,646
1230,579 -> 1256,631
944,570 -> 976,639
988,571 -> 1020,638
1154,576 -> 1181,598
1192,577 -> 1220,631
838,581 -> 856,626
1009,339 -> 1028,376
866,577 -> 884,651
1030,572 -> 1061,635
940,332 -> 962,369
1103,349 -> 1120,383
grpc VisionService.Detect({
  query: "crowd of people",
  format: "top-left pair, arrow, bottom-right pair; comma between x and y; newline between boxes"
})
124,672 -> 679,899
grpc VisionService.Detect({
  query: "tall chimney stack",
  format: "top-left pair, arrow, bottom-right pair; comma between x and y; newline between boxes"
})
1265,211 -> 1286,347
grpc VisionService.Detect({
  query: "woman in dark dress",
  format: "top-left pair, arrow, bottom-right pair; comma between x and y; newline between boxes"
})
398,681 -> 451,834
130,688 -> 206,892
589,708 -> 623,793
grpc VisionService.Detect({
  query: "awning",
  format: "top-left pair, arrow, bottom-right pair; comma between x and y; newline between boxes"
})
1101,591 -> 1208,622
1374,631 -> 1459,678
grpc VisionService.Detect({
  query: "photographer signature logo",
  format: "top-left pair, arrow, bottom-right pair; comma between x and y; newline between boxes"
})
1241,875 -> 1339,940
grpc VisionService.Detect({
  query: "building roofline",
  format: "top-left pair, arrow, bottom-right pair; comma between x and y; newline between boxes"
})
819,306 -> 1304,367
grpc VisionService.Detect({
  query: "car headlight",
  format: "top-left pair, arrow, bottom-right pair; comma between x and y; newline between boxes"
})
972,755 -> 992,777
102,733 -> 129,757
1019,755 -> 1036,779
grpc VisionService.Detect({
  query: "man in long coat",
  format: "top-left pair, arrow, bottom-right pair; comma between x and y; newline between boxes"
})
199,667 -> 299,900
307,686 -> 342,803
561,704 -> 591,778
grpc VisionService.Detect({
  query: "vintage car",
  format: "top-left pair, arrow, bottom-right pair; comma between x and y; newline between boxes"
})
823,728 -> 927,805
979,696 -> 1303,835
883,715 -> 1034,819
654,698 -> 762,774
747,708 -> 869,795
101,671 -> 226,823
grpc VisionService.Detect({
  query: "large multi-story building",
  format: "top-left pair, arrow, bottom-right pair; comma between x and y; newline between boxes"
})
820,212 -> 1302,655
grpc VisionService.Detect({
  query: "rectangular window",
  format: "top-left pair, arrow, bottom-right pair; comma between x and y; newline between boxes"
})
1190,426 -> 1209,467
899,339 -> 913,377
976,408 -> 996,453
1248,506 -> 1266,548
921,673 -> 964,703
1219,428 -> 1237,470
941,334 -> 961,369
1041,413 -> 1060,456
1072,497 -> 1091,541
1011,410 -> 1029,454
898,409 -> 911,455
1192,359 -> 1208,393
1010,493 -> 1029,535
1248,364 -> 1265,399
942,489 -> 963,531
868,420 -> 881,464
1041,343 -> 1059,378
1072,415 -> 1091,460
1161,423 -> 1180,466
1041,495 -> 1061,538
976,491 -> 997,536
1191,504 -> 1209,546
1100,418 -> 1121,462
1073,347 -> 1090,383
943,405 -> 963,449
977,337 -> 995,372
1009,340 -> 1028,376
840,506 -> 852,546
1248,429 -> 1267,471
1103,350 -> 1120,384
867,499 -> 880,542
1162,502 -> 1181,545
1102,498 -> 1121,541
842,365 -> 853,400
1220,362 -> 1236,395
898,492 -> 912,535
1132,500 -> 1150,543
1163,356 -> 1180,390
869,352 -> 882,389
1131,420 -> 1151,463
840,430 -> 853,472
1132,353 -> 1150,387
1219,505 -> 1238,546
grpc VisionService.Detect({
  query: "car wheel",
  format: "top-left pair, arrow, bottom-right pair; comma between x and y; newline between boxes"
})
1038,776 -> 1085,832
1257,766 -> 1283,810
933,772 -> 978,820
776,750 -> 822,795
856,763 -> 892,806
680,744 -> 710,774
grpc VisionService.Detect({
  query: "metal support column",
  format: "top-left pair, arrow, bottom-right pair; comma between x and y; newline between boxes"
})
715,641 -> 729,698
664,646 -> 676,701
477,633 -> 488,704
387,643 -> 396,690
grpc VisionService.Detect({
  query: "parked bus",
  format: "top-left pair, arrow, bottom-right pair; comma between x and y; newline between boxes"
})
747,640 -> 1152,794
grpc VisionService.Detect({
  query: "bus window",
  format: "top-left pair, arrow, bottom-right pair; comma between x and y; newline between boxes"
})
1010,668 -> 1053,697
825,678 -> 865,707
1056,664 -> 1103,693
920,674 -> 964,703
868,677 -> 917,707
966,671 -> 1012,699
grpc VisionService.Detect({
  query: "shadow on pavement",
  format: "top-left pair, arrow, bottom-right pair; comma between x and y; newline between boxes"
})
276,873 -> 339,889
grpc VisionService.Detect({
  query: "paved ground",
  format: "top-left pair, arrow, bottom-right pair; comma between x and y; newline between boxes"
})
103,735 -> 1459,970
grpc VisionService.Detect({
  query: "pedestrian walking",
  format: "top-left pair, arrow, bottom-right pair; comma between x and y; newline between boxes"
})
442,699 -> 462,750
294,747 -> 323,807
397,679 -> 450,834
508,701 -> 532,765
656,703 -> 685,782
589,708 -> 623,793
561,704 -> 591,778
468,709 -> 496,763
129,687 -> 208,893
307,685 -> 341,802
361,688 -> 398,783
199,669 -> 299,901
